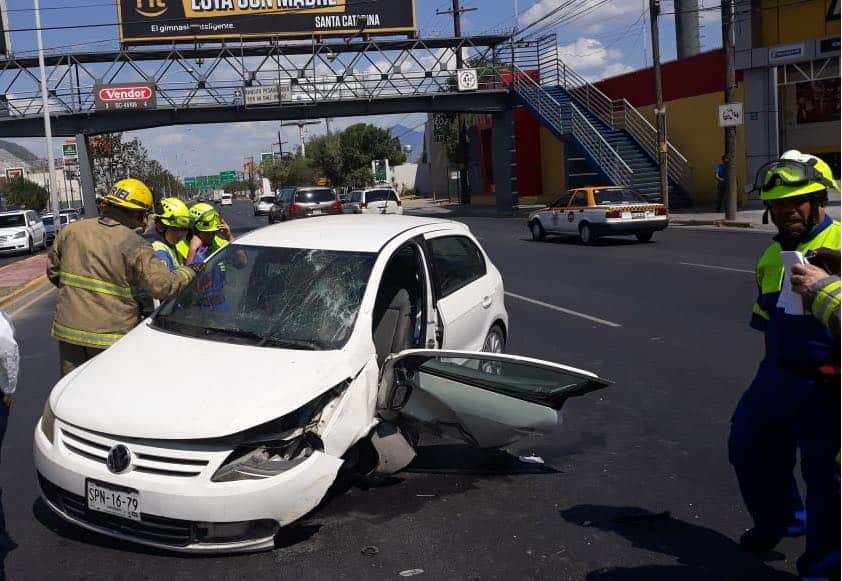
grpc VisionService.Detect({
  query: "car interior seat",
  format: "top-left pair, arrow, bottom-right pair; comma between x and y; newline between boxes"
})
373,252 -> 419,366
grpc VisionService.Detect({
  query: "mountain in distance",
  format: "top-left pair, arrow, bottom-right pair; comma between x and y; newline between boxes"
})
390,124 -> 424,163
0,140 -> 39,165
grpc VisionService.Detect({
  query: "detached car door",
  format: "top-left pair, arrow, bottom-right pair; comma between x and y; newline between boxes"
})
378,350 -> 612,448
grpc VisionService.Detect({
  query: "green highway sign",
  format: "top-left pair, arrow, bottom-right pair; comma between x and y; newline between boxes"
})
184,177 -> 197,188
261,152 -> 275,164
219,170 -> 237,184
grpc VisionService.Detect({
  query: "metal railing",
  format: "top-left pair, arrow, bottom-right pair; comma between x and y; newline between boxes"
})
569,103 -> 633,187
0,36 -> 509,119
509,63 -> 631,187
501,34 -> 693,194
510,66 -> 566,135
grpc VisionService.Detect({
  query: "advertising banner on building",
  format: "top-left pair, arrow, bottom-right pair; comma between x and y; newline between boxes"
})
4,167 -> 24,180
94,83 -> 157,111
118,0 -> 416,45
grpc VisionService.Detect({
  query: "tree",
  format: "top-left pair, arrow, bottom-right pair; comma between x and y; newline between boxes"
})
3,177 -> 49,211
259,157 -> 317,190
307,123 -> 406,188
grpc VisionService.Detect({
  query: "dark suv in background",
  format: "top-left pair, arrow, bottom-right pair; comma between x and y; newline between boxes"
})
268,186 -> 342,223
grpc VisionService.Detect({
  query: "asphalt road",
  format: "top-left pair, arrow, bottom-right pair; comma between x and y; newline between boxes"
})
1,201 -> 802,580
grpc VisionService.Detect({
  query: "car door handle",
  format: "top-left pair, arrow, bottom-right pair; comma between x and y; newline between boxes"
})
481,296 -> 492,309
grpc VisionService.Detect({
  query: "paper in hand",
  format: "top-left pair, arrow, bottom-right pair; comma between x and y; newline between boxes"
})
777,251 -> 807,315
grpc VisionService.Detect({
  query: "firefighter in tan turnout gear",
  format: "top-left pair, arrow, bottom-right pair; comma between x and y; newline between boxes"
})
46,178 -> 198,376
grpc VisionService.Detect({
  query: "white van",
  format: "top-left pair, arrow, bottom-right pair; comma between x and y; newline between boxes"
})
220,193 -> 233,206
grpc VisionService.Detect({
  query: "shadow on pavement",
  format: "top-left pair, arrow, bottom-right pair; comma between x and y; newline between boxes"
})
311,445 -> 558,526
560,505 -> 796,581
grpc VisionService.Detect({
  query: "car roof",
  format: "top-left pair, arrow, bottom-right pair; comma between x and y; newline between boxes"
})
0,210 -> 26,215
236,215 -> 468,252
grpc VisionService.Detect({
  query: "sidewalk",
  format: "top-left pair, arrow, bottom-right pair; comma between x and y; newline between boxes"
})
405,193 -> 841,233
0,254 -> 48,308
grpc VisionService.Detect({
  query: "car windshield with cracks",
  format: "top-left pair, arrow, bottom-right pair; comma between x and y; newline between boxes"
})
153,245 -> 376,350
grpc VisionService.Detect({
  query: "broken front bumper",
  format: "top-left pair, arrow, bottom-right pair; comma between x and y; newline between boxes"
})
34,419 -> 344,553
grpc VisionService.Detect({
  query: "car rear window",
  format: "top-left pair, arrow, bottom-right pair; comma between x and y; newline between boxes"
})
260,195 -> 275,203
296,189 -> 335,203
594,189 -> 647,205
349,191 -> 362,203
364,189 -> 393,203
42,216 -> 54,226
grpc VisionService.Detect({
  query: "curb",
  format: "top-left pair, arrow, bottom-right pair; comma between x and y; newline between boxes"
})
0,274 -> 49,309
671,219 -> 754,228
0,253 -> 44,273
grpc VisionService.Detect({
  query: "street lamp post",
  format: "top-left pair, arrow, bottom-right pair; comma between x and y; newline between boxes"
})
33,0 -> 61,220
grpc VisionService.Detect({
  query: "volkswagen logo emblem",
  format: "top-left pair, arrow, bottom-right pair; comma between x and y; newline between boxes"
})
106,444 -> 132,474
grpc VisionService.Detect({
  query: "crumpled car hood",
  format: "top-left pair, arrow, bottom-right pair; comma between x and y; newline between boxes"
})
52,322 -> 365,440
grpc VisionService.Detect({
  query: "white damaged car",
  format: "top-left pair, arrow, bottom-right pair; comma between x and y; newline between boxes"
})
34,215 -> 611,553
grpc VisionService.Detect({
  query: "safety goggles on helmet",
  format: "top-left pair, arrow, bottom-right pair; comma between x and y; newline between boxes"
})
753,159 -> 837,193
194,209 -> 222,232
158,214 -> 192,229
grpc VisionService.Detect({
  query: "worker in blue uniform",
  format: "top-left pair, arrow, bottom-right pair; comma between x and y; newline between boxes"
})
729,150 -> 840,581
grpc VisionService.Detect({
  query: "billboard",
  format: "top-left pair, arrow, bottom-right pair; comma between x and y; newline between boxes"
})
4,167 -> 24,180
94,83 -> 157,111
117,0 -> 416,45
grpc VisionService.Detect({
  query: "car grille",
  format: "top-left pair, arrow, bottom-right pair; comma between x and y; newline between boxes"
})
38,473 -> 194,546
60,426 -> 211,478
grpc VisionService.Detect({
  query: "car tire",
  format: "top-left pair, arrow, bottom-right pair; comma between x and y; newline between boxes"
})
27,236 -> 34,254
268,214 -> 275,224
636,231 -> 654,242
530,220 -> 546,242
579,222 -> 596,245
482,323 -> 506,354
40,235 -> 47,250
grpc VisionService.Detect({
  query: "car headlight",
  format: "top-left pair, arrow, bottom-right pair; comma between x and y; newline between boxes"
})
41,399 -> 56,444
211,381 -> 349,483
13,231 -> 26,239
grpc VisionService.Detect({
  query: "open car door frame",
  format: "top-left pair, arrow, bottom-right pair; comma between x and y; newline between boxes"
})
377,350 -> 613,449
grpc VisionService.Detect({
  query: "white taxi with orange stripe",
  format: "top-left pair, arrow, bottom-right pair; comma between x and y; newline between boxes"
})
528,186 -> 669,244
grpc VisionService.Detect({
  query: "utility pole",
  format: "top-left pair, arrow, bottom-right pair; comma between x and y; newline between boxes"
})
282,120 -> 320,158
438,1 -> 477,205
273,130 -> 287,158
33,0 -> 60,220
722,0 -> 738,220
649,0 -> 669,209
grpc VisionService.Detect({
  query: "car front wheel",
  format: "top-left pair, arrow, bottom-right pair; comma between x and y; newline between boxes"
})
27,236 -> 34,254
482,324 -> 505,354
530,220 -> 546,242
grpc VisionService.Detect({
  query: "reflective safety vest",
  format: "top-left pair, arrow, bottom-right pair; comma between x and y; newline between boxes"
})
175,239 -> 189,263
751,216 -> 841,370
152,239 -> 184,271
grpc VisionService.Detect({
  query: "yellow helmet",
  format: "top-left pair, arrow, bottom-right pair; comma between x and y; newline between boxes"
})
190,202 -> 222,232
756,151 -> 840,202
189,202 -> 215,223
154,197 -> 191,229
103,178 -> 153,211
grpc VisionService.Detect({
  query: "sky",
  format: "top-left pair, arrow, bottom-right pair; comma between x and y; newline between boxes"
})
3,0 -> 724,178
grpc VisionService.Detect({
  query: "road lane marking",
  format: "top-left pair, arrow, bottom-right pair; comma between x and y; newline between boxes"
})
680,262 -> 754,274
504,291 -> 622,328
8,284 -> 55,319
